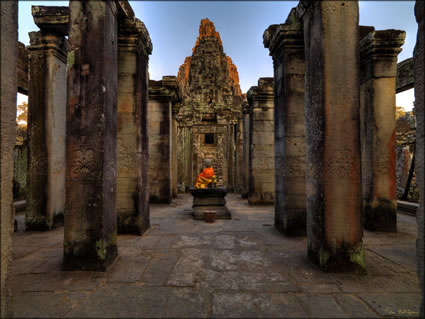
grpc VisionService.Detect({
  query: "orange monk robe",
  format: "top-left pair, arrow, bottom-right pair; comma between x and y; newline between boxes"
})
195,167 -> 216,188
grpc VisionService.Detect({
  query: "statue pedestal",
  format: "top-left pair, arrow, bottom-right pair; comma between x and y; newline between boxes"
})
189,187 -> 231,220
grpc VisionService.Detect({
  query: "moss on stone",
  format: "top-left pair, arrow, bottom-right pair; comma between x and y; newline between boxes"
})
349,245 -> 366,269
95,240 -> 107,260
67,50 -> 75,68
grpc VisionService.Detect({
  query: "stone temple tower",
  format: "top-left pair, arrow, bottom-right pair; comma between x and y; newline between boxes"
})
176,18 -> 243,191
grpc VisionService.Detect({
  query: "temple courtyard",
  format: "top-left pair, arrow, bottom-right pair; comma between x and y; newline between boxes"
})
11,194 -> 421,318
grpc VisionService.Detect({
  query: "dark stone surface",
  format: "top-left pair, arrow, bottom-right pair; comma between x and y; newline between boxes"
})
64,1 -> 119,271
414,1 -> 425,316
31,6 -> 69,36
190,187 -> 231,220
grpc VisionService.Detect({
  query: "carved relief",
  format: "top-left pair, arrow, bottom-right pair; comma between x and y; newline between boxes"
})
375,156 -> 393,175
71,149 -> 96,178
327,148 -> 358,181
117,138 -> 136,173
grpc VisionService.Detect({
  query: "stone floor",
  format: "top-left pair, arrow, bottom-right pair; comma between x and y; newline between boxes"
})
11,194 -> 421,318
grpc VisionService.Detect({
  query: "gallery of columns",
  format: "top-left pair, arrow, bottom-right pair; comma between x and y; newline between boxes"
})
0,0 -> 423,316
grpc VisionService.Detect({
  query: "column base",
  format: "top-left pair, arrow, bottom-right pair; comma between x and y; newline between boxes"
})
117,210 -> 150,235
63,242 -> 118,271
308,244 -> 366,274
363,200 -> 397,232
248,192 -> 275,205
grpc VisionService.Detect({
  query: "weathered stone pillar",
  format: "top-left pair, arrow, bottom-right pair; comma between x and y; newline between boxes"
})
241,101 -> 250,198
247,78 -> 275,204
264,8 -> 306,236
360,30 -> 405,232
1,1 -> 17,315
297,0 -> 365,272
26,6 -> 68,230
171,103 -> 181,198
117,18 -> 151,235
64,0 -> 118,271
148,76 -> 181,203
414,1 -> 424,315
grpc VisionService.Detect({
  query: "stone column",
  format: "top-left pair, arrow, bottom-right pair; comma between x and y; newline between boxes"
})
247,78 -> 275,204
1,1 -> 17,316
414,1 -> 424,316
116,18 -> 152,235
26,9 -> 68,230
148,76 -> 181,203
360,30 -> 406,232
264,8 -> 306,236
241,101 -> 250,198
171,103 -> 182,198
297,0 -> 365,272
64,0 -> 118,271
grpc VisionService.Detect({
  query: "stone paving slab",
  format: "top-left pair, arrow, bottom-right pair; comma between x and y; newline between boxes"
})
11,193 -> 421,318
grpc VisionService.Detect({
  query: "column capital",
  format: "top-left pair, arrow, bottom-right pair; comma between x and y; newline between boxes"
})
118,18 -> 152,56
263,8 -> 303,62
247,78 -> 274,105
149,76 -> 181,104
360,29 -> 406,80
32,5 -> 69,36
28,31 -> 68,62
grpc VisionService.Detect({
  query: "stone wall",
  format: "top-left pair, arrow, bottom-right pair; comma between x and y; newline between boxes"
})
1,1 -> 17,316
247,78 -> 275,205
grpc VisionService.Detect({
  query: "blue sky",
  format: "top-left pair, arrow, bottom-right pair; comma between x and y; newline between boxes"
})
17,1 -> 417,109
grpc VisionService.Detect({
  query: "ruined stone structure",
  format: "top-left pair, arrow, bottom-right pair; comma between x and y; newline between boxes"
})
241,101 -> 250,198
359,30 -> 405,232
148,76 -> 181,203
117,17 -> 151,234
64,1 -> 149,271
1,2 -> 17,316
297,1 -> 365,271
26,6 -> 68,230
264,9 -> 306,235
247,78 -> 275,204
176,18 -> 243,191
414,1 -> 425,315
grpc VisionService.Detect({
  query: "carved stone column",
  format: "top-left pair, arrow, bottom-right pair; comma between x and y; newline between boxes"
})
360,29 -> 406,232
298,0 -> 365,272
247,78 -> 275,204
117,18 -> 152,234
414,1 -> 424,316
64,0 -> 119,271
0,1 -> 17,316
264,8 -> 306,236
148,76 -> 181,203
241,101 -> 250,198
26,8 -> 68,230
172,103 -> 182,198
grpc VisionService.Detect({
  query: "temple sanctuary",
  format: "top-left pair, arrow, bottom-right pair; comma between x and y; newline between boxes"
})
0,0 -> 424,317
176,18 -> 244,192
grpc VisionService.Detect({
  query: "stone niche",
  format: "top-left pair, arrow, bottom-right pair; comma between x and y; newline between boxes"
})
176,18 -> 243,191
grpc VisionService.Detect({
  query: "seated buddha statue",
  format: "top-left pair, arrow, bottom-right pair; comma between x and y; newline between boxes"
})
195,159 -> 217,188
